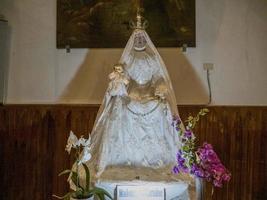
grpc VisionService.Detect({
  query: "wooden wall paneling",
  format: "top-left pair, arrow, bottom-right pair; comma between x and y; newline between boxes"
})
0,105 -> 267,200
51,108 -> 70,198
257,109 -> 267,200
0,107 -> 8,200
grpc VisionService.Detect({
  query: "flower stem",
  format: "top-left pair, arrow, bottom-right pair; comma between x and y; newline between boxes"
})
75,146 -> 80,192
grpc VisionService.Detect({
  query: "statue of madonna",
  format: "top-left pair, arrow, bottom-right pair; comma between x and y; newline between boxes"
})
75,16 -> 196,199
84,28 -> 189,181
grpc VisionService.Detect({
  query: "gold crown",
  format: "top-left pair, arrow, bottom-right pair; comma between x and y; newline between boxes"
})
130,10 -> 148,30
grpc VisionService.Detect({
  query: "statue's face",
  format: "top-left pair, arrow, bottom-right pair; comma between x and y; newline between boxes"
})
134,33 -> 147,51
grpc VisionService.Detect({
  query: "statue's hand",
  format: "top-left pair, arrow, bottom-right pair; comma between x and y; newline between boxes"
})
108,80 -> 128,97
155,85 -> 167,99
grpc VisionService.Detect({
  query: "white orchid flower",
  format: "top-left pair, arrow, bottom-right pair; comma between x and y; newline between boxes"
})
65,131 -> 78,154
66,131 -> 92,164
78,135 -> 92,165
78,147 -> 92,165
80,135 -> 91,147
78,137 -> 86,146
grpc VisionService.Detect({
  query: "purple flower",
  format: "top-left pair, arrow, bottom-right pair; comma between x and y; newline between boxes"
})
173,151 -> 190,173
174,142 -> 231,187
176,152 -> 185,165
222,173 -> 231,182
213,179 -> 223,187
172,110 -> 231,188
172,115 -> 182,131
196,142 -> 231,187
173,166 -> 180,174
191,164 -> 204,178
172,115 -> 181,123
184,129 -> 193,139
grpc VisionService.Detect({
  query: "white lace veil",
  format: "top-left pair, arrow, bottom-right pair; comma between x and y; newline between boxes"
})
84,29 -> 185,180
119,29 -> 179,115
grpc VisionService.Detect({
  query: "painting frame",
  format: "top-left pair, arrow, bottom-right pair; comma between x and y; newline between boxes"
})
57,0 -> 195,48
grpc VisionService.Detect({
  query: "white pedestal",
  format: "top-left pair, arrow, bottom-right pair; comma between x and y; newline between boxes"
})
96,180 -> 195,200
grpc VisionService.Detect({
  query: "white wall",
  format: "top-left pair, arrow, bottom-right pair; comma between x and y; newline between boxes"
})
0,21 -> 10,103
1,0 -> 267,105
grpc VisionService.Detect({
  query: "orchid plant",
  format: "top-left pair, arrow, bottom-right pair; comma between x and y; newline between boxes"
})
172,109 -> 231,188
53,131 -> 112,200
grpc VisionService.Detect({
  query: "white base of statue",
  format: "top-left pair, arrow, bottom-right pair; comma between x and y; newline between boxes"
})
96,180 -> 196,200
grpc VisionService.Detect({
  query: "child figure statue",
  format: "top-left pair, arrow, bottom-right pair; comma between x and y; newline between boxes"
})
107,64 -> 129,97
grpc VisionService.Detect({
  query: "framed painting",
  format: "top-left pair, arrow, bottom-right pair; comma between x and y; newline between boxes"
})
57,0 -> 195,48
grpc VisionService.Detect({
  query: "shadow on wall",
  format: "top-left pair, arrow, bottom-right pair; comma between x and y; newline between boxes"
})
59,48 -> 208,104
0,20 -> 11,104
59,49 -> 122,104
160,49 -> 208,104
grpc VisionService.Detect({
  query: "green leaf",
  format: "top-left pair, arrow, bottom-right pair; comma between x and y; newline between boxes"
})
177,130 -> 182,136
58,169 -> 85,196
96,193 -> 105,200
82,163 -> 91,191
72,189 -> 84,199
202,108 -> 209,112
182,145 -> 189,152
71,171 -> 84,191
58,169 -> 72,176
64,196 -> 70,200
82,191 -> 94,198
186,116 -> 194,122
199,108 -> 209,116
90,187 -> 113,199
52,192 -> 72,200
187,122 -> 193,128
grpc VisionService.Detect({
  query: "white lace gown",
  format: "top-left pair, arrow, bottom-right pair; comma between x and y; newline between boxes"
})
75,30 -> 197,199
93,50 -> 182,179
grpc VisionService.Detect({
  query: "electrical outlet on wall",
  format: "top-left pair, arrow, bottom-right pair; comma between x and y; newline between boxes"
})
203,63 -> 214,70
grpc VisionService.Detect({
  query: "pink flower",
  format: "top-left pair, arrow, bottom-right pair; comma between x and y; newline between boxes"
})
196,143 -> 231,187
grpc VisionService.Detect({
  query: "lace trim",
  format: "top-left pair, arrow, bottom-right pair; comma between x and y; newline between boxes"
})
126,101 -> 160,117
